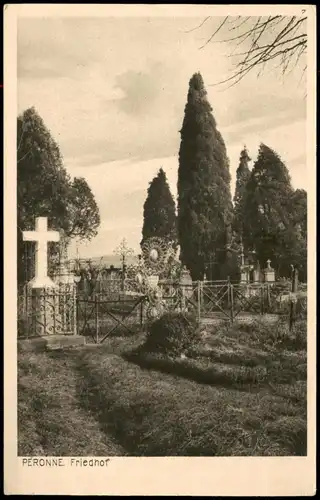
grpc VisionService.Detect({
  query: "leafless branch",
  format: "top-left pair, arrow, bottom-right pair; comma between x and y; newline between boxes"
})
228,16 -> 252,32
184,16 -> 211,34
17,115 -> 30,154
199,16 -> 229,50
17,148 -> 32,164
17,126 -> 25,153
187,15 -> 307,86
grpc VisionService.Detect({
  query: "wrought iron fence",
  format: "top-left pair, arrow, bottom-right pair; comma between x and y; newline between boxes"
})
17,279 -> 307,339
158,280 -> 306,325
18,284 -> 77,339
76,292 -> 146,343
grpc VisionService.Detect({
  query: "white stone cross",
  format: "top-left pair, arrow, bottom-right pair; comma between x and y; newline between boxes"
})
23,217 -> 60,288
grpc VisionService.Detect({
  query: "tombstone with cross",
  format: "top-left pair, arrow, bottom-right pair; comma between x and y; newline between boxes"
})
23,217 -> 60,289
22,217 -> 76,336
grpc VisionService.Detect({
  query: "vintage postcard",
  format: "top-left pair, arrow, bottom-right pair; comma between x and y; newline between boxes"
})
4,3 -> 316,496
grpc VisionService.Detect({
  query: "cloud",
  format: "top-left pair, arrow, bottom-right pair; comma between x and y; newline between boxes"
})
17,17 -> 107,80
289,152 -> 307,168
224,107 -> 306,145
113,62 -> 165,116
18,16 -> 308,258
219,92 -> 306,129
17,17 -> 232,165
67,139 -> 308,258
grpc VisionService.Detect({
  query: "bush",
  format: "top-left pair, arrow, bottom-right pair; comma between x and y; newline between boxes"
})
232,318 -> 307,352
290,320 -> 307,350
143,312 -> 199,356
18,318 -> 29,339
263,319 -> 307,351
125,351 -> 269,388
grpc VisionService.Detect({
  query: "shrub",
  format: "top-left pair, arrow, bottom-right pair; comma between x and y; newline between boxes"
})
143,312 -> 199,356
289,320 -> 307,350
264,319 -> 307,351
233,318 -> 307,352
18,318 -> 30,339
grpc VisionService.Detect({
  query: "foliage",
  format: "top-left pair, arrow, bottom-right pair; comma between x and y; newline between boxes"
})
129,318 -> 307,388
285,189 -> 307,281
141,168 -> 177,247
66,177 -> 100,240
242,143 -> 306,278
143,312 -> 199,356
18,324 -> 307,456
75,259 -> 104,296
223,318 -> 307,352
17,107 -> 100,283
177,72 -> 233,280
160,255 -> 184,281
233,146 -> 251,237
18,350 -> 123,456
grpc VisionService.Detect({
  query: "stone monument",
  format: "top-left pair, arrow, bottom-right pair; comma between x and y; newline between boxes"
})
253,261 -> 262,283
53,231 -> 78,335
179,265 -> 193,311
264,259 -> 275,283
23,217 -> 60,289
23,217 -> 60,336
22,217 -> 84,347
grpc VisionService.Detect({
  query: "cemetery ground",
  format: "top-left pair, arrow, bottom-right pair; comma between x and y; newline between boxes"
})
18,319 -> 307,457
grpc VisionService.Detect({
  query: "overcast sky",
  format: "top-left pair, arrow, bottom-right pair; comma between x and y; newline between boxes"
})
18,16 -> 307,258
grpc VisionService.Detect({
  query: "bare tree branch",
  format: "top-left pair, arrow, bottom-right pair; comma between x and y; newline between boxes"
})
232,33 -> 306,60
184,16 -> 211,34
207,17 -> 284,45
236,36 -> 306,70
228,16 -> 252,32
187,15 -> 307,86
199,16 -> 229,50
17,148 -> 32,164
17,117 -> 27,153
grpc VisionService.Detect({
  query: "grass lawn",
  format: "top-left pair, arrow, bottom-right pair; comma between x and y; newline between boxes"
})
18,321 -> 307,457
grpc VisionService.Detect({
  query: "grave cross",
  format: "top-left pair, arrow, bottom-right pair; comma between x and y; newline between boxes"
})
23,217 -> 60,288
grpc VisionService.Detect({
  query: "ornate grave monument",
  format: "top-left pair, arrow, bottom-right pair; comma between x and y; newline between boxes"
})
23,217 -> 60,336
264,259 -> 275,283
21,217 -> 83,347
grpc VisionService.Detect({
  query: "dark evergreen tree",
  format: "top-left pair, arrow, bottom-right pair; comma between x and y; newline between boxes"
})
177,72 -> 233,280
282,188 -> 307,281
233,146 -> 251,238
17,107 -> 100,284
242,143 -> 299,278
141,168 -> 177,246
289,188 -> 307,238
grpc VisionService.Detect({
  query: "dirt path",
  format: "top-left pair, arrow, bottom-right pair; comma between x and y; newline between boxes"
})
18,338 -> 306,457
18,348 -> 126,456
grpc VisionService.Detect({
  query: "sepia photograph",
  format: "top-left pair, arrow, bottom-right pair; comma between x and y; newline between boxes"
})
4,3 -> 316,496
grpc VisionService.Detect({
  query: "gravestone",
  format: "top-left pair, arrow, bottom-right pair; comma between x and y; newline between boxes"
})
22,217 -> 84,347
23,217 -> 60,336
264,259 -> 275,283
179,266 -> 193,311
253,261 -> 261,283
53,232 -> 78,335
23,217 -> 60,289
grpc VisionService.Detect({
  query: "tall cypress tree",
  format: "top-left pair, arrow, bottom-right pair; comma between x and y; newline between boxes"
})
282,188 -> 307,281
233,146 -> 251,238
177,72 -> 233,280
243,143 -> 295,277
141,168 -> 177,246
